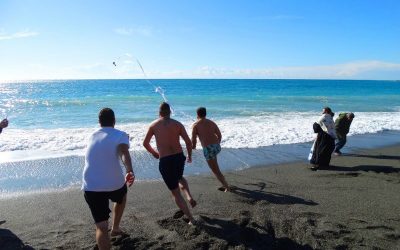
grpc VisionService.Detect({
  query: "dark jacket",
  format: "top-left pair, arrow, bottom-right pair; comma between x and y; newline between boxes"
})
335,113 -> 352,136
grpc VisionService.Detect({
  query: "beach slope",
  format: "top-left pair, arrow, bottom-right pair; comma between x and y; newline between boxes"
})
0,145 -> 399,249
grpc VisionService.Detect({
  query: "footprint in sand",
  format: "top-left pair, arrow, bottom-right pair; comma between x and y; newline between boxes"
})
157,217 -> 201,239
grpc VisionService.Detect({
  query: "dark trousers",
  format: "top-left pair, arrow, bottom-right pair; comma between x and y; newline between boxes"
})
335,135 -> 347,152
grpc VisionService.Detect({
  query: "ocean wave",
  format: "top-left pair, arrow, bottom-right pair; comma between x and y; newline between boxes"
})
1,111 -> 399,156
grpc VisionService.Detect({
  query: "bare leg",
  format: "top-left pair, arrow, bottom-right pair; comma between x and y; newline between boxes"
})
111,194 -> 126,235
95,221 -> 111,250
171,188 -> 195,223
179,177 -> 196,207
207,158 -> 230,191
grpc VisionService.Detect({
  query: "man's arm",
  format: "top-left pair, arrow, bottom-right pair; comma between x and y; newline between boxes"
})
215,123 -> 222,143
180,124 -> 192,163
143,126 -> 159,159
118,143 -> 135,187
191,125 -> 198,149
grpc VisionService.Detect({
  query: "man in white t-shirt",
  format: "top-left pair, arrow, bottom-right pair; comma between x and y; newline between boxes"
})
82,108 -> 134,250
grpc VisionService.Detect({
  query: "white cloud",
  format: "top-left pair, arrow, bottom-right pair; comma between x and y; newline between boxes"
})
2,60 -> 399,81
0,30 -> 39,41
114,26 -> 152,36
153,61 -> 400,80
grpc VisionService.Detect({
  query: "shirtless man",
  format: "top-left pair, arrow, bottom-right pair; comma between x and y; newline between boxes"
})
143,102 -> 196,224
191,107 -> 230,192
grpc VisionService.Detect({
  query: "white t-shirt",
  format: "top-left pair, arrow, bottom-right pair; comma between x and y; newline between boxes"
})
82,127 -> 130,191
317,114 -> 337,139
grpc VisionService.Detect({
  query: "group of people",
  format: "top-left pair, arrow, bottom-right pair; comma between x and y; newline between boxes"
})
1,105 -> 355,249
82,103 -> 230,249
309,107 -> 355,170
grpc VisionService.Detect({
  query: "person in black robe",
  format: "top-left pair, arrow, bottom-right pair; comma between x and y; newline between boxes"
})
309,122 -> 335,170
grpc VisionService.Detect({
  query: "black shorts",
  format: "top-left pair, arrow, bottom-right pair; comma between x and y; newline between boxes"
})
159,152 -> 186,190
84,184 -> 127,223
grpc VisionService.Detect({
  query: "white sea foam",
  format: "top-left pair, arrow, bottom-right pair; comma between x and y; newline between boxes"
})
0,111 -> 399,162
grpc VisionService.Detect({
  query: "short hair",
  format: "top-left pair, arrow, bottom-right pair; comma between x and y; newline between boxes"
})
98,108 -> 115,126
197,107 -> 206,118
159,102 -> 171,117
348,112 -> 355,119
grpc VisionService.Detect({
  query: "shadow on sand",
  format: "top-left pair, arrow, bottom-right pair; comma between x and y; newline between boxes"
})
320,165 -> 400,174
199,215 -> 313,250
231,186 -> 318,206
345,153 -> 400,160
0,227 -> 34,250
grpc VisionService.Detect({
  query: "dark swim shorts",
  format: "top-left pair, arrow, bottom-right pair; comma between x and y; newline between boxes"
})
159,152 -> 186,190
84,184 -> 127,223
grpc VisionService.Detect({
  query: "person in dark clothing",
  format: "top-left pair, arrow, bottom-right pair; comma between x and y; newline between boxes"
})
0,118 -> 8,134
334,112 -> 355,155
309,108 -> 336,170
310,123 -> 336,170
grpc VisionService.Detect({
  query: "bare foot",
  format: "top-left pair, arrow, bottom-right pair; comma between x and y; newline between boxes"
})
189,199 -> 197,208
188,219 -> 197,226
110,230 -> 129,237
218,186 -> 231,192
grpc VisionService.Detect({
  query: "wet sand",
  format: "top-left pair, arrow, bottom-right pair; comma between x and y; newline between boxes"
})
0,145 -> 399,249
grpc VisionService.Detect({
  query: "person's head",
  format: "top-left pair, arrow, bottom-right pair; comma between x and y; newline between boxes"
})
322,107 -> 333,115
347,112 -> 355,121
98,108 -> 115,127
196,107 -> 207,119
0,118 -> 8,129
159,102 -> 171,117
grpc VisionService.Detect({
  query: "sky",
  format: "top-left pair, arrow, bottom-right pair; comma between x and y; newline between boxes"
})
0,0 -> 399,80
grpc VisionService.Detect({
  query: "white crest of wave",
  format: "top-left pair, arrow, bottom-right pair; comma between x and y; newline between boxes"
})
0,112 -> 399,159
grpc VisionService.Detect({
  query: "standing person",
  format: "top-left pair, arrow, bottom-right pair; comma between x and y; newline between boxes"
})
191,107 -> 230,192
143,102 -> 196,225
0,118 -> 8,134
334,112 -> 355,156
309,107 -> 336,170
82,108 -> 135,250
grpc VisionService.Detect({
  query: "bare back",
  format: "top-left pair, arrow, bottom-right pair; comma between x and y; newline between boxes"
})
192,118 -> 221,147
151,118 -> 184,158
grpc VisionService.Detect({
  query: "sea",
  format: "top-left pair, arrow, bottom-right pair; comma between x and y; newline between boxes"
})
1,79 -> 400,197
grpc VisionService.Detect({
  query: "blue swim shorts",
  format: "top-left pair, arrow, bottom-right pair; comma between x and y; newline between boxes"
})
203,143 -> 221,161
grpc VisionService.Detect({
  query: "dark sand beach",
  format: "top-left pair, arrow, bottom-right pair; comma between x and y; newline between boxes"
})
1,145 -> 399,249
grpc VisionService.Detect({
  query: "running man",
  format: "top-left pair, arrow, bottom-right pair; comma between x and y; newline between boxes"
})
191,107 -> 230,192
143,102 -> 196,224
82,108 -> 135,250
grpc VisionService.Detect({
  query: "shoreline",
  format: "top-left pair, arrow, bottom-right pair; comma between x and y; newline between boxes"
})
2,129 -> 400,196
1,144 -> 399,249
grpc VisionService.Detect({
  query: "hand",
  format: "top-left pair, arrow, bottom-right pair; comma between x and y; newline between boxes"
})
187,155 -> 192,163
125,172 -> 135,187
0,119 -> 8,129
152,151 -> 160,159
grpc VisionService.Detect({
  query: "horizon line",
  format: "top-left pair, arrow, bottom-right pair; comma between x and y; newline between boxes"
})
1,78 -> 399,83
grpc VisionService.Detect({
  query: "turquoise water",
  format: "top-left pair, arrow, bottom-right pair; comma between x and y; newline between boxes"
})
0,79 -> 399,195
1,79 -> 399,129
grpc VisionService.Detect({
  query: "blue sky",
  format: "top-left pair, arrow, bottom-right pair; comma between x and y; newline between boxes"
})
0,0 -> 399,80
